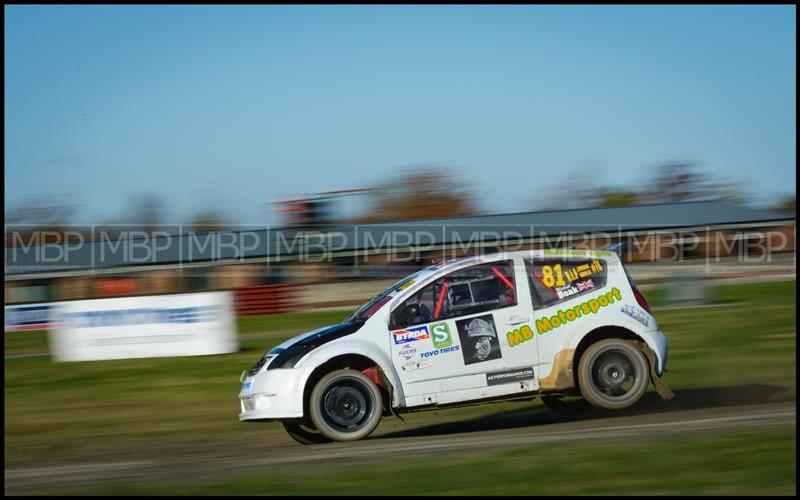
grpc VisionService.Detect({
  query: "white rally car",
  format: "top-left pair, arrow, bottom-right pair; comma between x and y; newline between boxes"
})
239,248 -> 672,444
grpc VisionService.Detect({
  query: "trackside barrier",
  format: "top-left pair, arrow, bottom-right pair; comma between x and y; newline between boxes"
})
234,285 -> 301,315
5,304 -> 56,332
50,291 -> 238,362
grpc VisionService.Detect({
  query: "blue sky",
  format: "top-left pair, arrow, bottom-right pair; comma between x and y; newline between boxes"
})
5,5 -> 796,224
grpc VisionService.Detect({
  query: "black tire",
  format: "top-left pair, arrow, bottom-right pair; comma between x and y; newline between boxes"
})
540,395 -> 593,416
282,422 -> 333,445
577,338 -> 650,410
308,369 -> 383,442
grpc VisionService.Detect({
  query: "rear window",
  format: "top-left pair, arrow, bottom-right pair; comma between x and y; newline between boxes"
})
524,257 -> 608,310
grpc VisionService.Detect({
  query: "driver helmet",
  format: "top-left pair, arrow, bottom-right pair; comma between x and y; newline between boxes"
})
466,317 -> 496,339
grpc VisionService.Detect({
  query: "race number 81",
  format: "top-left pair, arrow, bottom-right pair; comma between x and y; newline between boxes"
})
541,264 -> 566,288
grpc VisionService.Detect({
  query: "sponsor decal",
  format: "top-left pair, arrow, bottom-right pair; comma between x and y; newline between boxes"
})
399,344 -> 418,360
456,314 -> 503,365
554,278 -> 595,300
242,380 -> 252,391
420,345 -> 461,358
553,279 -> 595,300
396,279 -> 415,291
430,322 -> 453,349
59,306 -> 220,328
621,304 -> 650,327
555,285 -> 580,300
392,325 -> 431,345
401,359 -> 433,372
486,367 -> 535,386
535,287 -> 623,335
543,249 -> 614,258
540,260 -> 602,289
564,259 -> 603,283
4,304 -> 55,332
506,324 -> 535,348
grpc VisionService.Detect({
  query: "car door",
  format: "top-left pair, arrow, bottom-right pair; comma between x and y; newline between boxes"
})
388,257 -> 539,406
523,253 -> 612,390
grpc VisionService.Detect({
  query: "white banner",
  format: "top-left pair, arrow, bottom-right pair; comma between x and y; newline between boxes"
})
49,292 -> 238,362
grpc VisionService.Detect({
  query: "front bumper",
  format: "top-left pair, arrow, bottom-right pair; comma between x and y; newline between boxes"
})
238,367 -> 311,421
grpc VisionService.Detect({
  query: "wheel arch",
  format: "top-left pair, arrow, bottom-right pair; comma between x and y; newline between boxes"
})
541,324 -> 650,395
572,324 -> 649,393
300,353 -> 398,420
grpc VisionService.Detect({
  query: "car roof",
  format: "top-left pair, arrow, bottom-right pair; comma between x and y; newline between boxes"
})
386,248 -> 621,310
423,248 -> 619,276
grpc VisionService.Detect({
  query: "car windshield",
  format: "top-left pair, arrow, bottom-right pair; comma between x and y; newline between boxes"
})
345,270 -> 427,323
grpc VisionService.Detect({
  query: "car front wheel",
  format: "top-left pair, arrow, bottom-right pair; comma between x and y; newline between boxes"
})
308,369 -> 383,442
577,339 -> 650,410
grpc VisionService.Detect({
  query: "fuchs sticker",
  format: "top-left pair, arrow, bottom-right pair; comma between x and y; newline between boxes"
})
399,344 -> 418,360
430,322 -> 453,349
486,367 -> 535,386
621,304 -> 649,327
392,325 -> 431,345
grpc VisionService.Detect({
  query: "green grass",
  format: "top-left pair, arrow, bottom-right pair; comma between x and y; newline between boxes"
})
237,308 -> 351,349
3,329 -> 48,354
649,280 -> 796,390
24,427 -> 798,496
4,280 -> 796,494
237,308 -> 351,336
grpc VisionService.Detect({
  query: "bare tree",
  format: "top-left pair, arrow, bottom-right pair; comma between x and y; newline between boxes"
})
4,198 -> 77,226
5,197 -> 80,246
357,167 -> 480,222
130,192 -> 165,227
595,190 -> 640,208
190,212 -> 231,234
641,160 -> 749,205
772,194 -> 796,215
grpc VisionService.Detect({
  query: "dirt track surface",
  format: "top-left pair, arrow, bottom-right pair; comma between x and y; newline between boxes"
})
5,384 -> 796,493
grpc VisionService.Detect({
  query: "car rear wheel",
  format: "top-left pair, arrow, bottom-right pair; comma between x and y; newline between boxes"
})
309,369 -> 383,442
282,422 -> 333,445
577,339 -> 650,410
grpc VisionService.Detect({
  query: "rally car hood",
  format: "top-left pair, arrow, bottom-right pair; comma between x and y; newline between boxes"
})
265,321 -> 366,369
269,321 -> 366,351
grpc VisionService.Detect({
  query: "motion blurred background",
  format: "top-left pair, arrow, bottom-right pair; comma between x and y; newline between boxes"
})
5,4 -> 796,495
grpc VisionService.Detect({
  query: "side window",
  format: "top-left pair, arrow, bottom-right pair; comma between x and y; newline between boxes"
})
524,257 -> 608,310
390,260 -> 516,328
